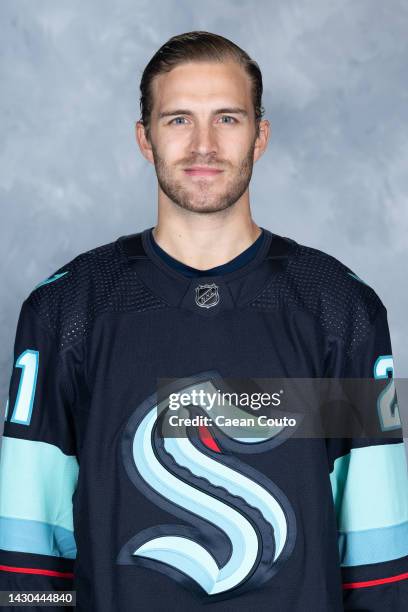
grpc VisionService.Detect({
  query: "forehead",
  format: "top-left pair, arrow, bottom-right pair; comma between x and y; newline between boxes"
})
151,61 -> 252,112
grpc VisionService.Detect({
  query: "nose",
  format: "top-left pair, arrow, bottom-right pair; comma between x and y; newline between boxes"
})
190,123 -> 218,157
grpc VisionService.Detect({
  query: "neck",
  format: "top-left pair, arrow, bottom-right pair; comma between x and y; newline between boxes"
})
152,204 -> 261,271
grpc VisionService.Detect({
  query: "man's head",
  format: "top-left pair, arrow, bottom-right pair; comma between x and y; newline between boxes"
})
136,31 -> 270,214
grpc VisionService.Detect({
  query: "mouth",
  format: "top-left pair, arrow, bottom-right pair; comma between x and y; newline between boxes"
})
184,167 -> 224,177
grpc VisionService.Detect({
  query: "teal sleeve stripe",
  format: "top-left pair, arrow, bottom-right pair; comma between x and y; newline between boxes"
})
330,442 -> 408,532
338,520 -> 408,566
0,436 -> 79,532
0,516 -> 76,559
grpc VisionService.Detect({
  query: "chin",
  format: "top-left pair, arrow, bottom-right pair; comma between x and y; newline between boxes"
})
185,203 -> 232,214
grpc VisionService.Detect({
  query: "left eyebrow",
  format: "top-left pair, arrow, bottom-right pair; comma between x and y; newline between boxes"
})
158,107 -> 249,119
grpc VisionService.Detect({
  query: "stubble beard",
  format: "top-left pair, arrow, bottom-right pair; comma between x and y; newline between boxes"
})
151,141 -> 257,214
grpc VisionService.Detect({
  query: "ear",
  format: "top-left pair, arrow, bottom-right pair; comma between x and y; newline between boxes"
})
253,119 -> 271,163
135,120 -> 154,165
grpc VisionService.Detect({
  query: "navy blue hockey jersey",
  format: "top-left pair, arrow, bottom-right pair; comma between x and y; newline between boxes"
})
1,226 -> 408,611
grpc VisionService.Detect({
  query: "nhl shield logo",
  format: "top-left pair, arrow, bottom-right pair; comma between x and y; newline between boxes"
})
195,283 -> 220,309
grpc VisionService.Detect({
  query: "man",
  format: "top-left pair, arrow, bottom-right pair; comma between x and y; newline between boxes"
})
1,31 -> 407,611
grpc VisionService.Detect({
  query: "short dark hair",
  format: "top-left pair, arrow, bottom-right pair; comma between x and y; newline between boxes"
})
139,31 -> 265,141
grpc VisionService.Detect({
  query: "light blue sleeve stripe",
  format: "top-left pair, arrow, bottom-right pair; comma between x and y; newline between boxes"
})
0,516 -> 76,559
339,520 -> 408,566
330,442 -> 408,566
0,436 -> 79,556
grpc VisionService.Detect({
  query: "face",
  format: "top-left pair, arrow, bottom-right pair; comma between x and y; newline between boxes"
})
136,60 -> 269,214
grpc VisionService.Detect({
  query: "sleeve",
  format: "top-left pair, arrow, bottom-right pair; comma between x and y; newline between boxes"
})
326,304 -> 408,611
0,298 -> 79,607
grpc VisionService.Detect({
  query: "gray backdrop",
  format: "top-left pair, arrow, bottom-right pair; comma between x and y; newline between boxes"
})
1,1 -> 407,447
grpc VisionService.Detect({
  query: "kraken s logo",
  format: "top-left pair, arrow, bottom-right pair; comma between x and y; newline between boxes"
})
117,372 -> 297,602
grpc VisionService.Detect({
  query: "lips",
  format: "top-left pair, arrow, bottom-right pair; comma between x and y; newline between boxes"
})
184,167 -> 223,177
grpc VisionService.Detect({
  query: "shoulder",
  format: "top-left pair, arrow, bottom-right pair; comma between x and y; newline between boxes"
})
289,238 -> 384,311
257,231 -> 386,352
24,235 -> 168,350
24,237 -> 126,349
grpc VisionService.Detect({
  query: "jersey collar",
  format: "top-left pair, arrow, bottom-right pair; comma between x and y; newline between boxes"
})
116,226 -> 296,316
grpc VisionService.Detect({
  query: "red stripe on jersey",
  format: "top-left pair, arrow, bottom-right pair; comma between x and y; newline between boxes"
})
198,424 -> 221,452
0,564 -> 74,578
343,571 -> 408,589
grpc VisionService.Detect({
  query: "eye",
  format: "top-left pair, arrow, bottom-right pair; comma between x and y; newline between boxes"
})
169,115 -> 238,125
169,117 -> 188,125
219,115 -> 237,124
